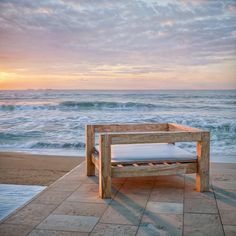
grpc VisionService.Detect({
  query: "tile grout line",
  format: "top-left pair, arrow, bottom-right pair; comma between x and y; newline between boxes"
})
182,174 -> 186,236
211,181 -> 226,236
25,186 -> 85,235
88,177 -> 128,235
134,178 -> 156,236
25,165 -> 88,235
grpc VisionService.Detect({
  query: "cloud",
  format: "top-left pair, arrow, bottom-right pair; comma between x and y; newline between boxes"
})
0,0 -> 235,89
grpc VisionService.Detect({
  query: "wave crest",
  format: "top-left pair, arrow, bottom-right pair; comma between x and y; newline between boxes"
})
30,142 -> 85,149
59,101 -> 156,109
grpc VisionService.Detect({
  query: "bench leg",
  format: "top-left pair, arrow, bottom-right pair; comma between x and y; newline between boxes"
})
86,155 -> 95,176
86,125 -> 95,176
196,132 -> 210,192
99,171 -> 111,198
99,134 -> 111,198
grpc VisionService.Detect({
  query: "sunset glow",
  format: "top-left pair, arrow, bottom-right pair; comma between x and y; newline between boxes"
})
0,0 -> 236,90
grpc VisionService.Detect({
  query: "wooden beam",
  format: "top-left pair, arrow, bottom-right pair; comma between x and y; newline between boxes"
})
111,162 -> 197,178
99,134 -> 112,198
93,123 -> 168,133
109,131 -> 202,145
110,158 -> 197,165
196,132 -> 210,192
86,125 -> 95,176
168,123 -> 202,132
91,153 -> 99,170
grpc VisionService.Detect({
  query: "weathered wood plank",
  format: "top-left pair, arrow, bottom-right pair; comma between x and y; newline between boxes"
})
109,158 -> 197,165
93,123 -> 168,133
196,132 -> 210,192
99,134 -> 112,198
91,153 -> 99,170
86,125 -> 95,176
111,162 -> 197,178
109,131 -> 202,144
168,123 -> 202,132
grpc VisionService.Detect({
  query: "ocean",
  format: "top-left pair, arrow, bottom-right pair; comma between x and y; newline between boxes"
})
0,90 -> 235,162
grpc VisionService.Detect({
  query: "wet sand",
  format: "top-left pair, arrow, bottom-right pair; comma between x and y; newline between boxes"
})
0,152 -> 84,186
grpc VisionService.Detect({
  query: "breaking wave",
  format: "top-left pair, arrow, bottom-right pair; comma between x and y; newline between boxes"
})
1,100 -> 235,111
29,142 -> 85,149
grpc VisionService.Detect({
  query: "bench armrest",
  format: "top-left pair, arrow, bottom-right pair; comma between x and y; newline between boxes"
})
101,131 -> 208,145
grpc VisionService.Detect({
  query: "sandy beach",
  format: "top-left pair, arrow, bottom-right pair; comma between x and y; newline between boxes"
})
0,152 -> 84,186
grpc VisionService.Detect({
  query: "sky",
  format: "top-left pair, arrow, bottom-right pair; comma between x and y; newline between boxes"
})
0,0 -> 236,90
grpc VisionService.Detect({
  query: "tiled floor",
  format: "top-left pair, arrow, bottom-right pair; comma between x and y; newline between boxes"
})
0,162 -> 235,236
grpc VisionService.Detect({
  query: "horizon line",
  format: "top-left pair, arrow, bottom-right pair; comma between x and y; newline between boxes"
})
0,89 -> 236,91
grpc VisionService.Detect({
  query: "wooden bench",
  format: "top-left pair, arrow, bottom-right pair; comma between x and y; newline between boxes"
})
86,123 -> 210,198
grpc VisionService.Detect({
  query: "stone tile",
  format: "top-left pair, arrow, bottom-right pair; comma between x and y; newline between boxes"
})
100,201 -> 144,225
184,187 -> 215,199
118,189 -> 152,201
90,223 -> 137,236
213,181 -> 236,190
138,213 -> 183,236
155,175 -> 184,189
156,175 -> 184,182
65,162 -> 86,175
125,176 -> 156,183
146,201 -> 183,214
219,210 -> 236,225
120,182 -> 153,194
125,176 -> 155,182
48,181 -> 82,192
214,188 -> 236,200
149,188 -> 183,203
0,223 -> 33,236
216,197 -> 236,211
36,214 -> 99,233
84,176 -> 124,188
64,175 -> 85,182
66,184 -> 113,204
114,190 -> 149,207
84,176 -> 99,184
184,197 -> 218,213
137,223 -> 175,236
211,173 -> 236,181
53,201 -> 107,217
5,203 -> 57,226
184,213 -> 224,236
32,190 -> 72,205
184,173 -> 197,181
29,229 -> 88,236
210,163 -> 236,172
224,225 -> 236,236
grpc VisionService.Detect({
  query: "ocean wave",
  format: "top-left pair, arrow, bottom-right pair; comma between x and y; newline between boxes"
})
30,142 -> 85,149
59,101 -> 157,109
0,104 -> 57,111
0,131 -> 43,141
193,122 -> 236,135
2,100 -> 234,111
0,101 -> 157,111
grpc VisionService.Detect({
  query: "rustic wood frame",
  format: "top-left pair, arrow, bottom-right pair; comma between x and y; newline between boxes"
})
86,123 -> 210,198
